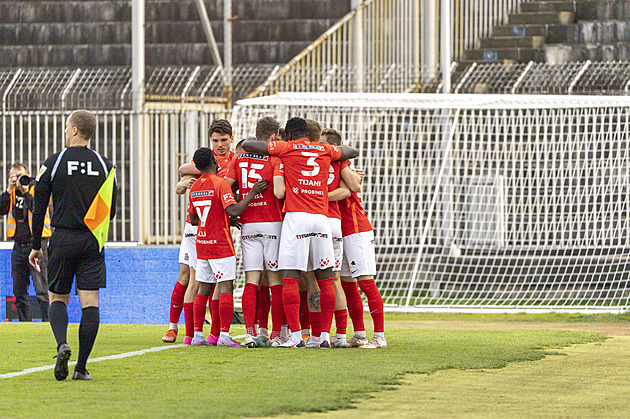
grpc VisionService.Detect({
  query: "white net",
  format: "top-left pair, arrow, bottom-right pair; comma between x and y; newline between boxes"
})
232,93 -> 630,313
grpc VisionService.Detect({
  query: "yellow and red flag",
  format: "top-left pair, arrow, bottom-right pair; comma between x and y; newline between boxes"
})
83,168 -> 116,252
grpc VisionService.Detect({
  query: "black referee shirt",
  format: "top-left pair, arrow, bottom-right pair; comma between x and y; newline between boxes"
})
31,146 -> 117,250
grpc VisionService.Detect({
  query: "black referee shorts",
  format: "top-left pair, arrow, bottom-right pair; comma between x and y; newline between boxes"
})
47,228 -> 106,295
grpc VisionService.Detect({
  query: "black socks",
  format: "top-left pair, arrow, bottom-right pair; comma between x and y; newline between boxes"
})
48,301 -> 68,351
75,306 -> 100,374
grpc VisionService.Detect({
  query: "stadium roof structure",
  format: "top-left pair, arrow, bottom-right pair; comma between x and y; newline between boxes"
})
237,92 -> 630,110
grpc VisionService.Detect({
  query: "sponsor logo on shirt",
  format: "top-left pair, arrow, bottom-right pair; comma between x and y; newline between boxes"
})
295,232 -> 329,239
191,190 -> 214,198
292,187 -> 300,194
242,233 -> 278,240
293,144 -> 324,151
184,233 -> 196,238
223,193 -> 233,201
238,153 -> 269,161
197,239 -> 218,245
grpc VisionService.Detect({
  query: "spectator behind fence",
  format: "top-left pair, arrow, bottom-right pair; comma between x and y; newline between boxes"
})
0,162 -> 52,322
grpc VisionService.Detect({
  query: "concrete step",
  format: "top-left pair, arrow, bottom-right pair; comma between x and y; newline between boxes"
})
0,0 -> 351,24
0,41 -> 312,67
464,47 -> 546,62
577,20 -> 630,43
478,35 -> 545,49
0,19 -> 335,45
521,1 -> 579,13
507,11 -> 575,25
545,42 -> 630,63
492,24 -> 579,43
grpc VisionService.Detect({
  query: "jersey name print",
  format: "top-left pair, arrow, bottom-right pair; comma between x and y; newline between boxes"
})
226,151 -> 284,224
267,138 -> 342,215
187,173 -> 237,259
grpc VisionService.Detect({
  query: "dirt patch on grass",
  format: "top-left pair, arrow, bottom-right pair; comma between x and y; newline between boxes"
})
385,320 -> 630,336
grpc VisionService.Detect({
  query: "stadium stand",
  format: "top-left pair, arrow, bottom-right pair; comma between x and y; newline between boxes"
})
0,0 -> 351,104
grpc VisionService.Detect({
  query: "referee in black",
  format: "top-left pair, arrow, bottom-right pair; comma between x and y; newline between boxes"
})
29,110 -> 117,381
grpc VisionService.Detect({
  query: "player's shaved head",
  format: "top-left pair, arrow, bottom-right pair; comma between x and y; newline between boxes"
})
285,117 -> 308,141
256,117 -> 280,142
321,128 -> 342,145
305,119 -> 321,142
69,110 -> 97,140
193,147 -> 217,172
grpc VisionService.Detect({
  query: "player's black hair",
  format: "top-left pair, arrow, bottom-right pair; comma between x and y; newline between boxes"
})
285,117 -> 308,140
192,147 -> 217,171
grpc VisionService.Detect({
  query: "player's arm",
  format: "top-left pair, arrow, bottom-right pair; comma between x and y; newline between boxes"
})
341,165 -> 362,193
179,162 -> 201,177
329,179 -> 351,202
273,175 -> 285,200
336,145 -> 358,161
225,180 -> 268,217
175,175 -> 197,195
242,139 -> 271,156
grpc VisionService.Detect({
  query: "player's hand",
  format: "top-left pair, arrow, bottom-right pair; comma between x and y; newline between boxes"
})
28,249 -> 43,273
353,168 -> 365,181
230,216 -> 242,230
183,177 -> 198,189
250,180 -> 269,195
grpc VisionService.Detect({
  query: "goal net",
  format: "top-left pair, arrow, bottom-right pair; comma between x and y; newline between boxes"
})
232,93 -> 630,313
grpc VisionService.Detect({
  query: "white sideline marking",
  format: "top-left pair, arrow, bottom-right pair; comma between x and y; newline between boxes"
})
0,344 -> 185,379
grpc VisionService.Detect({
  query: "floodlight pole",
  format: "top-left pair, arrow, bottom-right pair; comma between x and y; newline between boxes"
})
224,0 -> 233,107
422,0 -> 437,84
352,0 -> 364,93
131,0 -> 145,243
440,0 -> 451,93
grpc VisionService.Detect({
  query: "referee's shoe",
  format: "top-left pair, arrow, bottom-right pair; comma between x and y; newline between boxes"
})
53,343 -> 72,381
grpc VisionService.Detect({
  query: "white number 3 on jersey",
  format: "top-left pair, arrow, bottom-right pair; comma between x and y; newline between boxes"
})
301,151 -> 320,177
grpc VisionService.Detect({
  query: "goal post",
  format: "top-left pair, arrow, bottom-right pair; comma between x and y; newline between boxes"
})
232,93 -> 630,313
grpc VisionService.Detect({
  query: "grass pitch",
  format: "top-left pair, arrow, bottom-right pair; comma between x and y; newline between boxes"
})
0,319 -> 607,418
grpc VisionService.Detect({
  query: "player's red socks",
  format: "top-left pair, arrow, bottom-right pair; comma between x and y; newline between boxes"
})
210,298 -> 220,338
193,294 -> 209,333
334,308 -> 348,335
219,293 -> 234,334
318,277 -> 336,334
309,310 -> 322,337
270,284 -> 284,338
299,290 -> 310,331
281,278 -> 301,332
169,281 -> 187,324
341,281 -> 365,332
358,279 -> 384,333
242,283 -> 258,336
257,285 -> 271,330
183,302 -> 194,338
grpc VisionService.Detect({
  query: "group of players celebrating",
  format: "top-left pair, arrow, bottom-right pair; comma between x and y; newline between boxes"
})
161,116 -> 386,349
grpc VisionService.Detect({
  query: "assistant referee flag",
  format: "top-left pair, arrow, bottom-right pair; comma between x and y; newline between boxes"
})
83,167 -> 116,251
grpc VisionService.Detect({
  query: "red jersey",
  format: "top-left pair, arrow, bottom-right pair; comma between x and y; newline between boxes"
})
187,173 -> 238,259
327,160 -> 350,219
215,150 -> 235,178
225,151 -> 284,224
339,190 -> 373,236
267,138 -> 342,215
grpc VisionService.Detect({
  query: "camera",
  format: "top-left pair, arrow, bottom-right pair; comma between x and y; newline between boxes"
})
17,174 -> 31,186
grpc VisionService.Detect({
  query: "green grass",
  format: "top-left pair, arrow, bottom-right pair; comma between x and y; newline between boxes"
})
0,322 -> 605,418
384,311 -> 630,323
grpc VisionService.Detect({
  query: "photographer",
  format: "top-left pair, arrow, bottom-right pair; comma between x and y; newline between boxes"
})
0,162 -> 51,321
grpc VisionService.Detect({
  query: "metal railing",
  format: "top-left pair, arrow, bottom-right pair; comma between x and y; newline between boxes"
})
248,0 -> 422,97
453,61 -> 630,95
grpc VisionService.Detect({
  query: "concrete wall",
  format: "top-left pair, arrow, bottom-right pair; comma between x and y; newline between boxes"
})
1,247 -> 179,324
